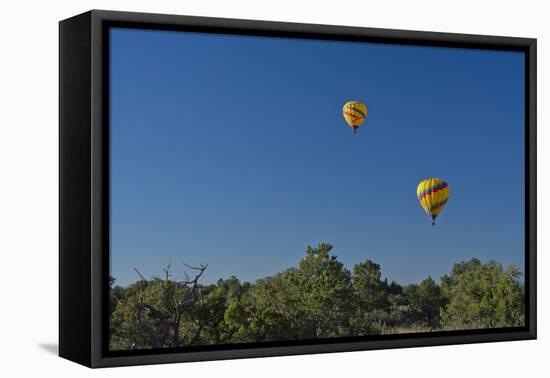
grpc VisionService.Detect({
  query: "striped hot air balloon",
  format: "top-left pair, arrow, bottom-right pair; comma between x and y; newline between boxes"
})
417,178 -> 450,225
342,101 -> 367,134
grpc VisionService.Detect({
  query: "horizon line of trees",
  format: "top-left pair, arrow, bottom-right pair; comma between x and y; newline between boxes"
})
109,243 -> 525,351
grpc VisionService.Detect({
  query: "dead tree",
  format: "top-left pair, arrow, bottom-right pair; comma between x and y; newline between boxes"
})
124,261 -> 208,349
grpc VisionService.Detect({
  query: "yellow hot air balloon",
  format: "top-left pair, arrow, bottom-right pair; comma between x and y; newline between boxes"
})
342,101 -> 367,134
417,178 -> 450,225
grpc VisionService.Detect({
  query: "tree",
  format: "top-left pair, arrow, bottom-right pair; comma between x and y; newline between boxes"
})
239,270 -> 305,341
350,259 -> 390,333
440,259 -> 524,329
291,243 -> 354,338
352,260 -> 388,311
109,262 -> 208,350
108,245 -> 526,348
109,276 -> 125,318
403,277 -> 445,329
227,244 -> 357,341
189,276 -> 251,344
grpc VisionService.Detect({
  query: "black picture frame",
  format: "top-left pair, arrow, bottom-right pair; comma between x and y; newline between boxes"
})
59,9 -> 537,368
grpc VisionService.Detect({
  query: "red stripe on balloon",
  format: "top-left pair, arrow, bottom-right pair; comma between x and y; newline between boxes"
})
418,182 -> 448,201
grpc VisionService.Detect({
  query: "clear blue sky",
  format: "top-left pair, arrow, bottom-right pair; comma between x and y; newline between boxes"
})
109,28 -> 525,287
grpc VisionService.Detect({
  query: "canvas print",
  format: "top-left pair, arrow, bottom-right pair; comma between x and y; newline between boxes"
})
108,28 -> 526,351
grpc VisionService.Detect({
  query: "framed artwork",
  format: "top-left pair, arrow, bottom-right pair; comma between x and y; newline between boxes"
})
59,10 -> 536,368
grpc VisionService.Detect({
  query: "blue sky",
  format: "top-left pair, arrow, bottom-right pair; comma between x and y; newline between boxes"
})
109,28 -> 525,287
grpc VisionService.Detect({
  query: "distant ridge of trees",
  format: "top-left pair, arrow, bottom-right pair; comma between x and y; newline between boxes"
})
109,243 -> 525,350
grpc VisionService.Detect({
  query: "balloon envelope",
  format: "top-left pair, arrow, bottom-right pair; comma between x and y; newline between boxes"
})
342,101 -> 367,133
417,178 -> 450,225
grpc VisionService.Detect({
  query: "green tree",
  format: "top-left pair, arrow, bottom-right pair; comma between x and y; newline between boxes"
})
403,276 -> 445,329
291,243 -> 354,338
350,259 -> 389,333
193,276 -> 251,344
243,270 -> 305,341
440,258 -> 525,329
352,260 -> 388,311
227,244 -> 357,341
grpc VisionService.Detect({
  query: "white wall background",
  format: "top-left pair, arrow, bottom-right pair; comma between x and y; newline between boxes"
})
0,0 -> 546,376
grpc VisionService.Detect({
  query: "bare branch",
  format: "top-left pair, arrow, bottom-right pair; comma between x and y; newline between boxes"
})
134,268 -> 147,282
176,262 -> 208,286
163,260 -> 172,282
182,261 -> 207,271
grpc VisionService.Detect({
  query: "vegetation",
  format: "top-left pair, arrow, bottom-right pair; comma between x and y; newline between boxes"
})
109,243 -> 525,350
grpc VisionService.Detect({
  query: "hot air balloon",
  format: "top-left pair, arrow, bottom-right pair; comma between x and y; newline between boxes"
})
342,101 -> 367,134
417,178 -> 450,225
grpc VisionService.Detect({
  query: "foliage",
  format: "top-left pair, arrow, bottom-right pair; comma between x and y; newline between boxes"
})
440,258 -> 525,329
403,277 -> 446,329
109,245 -> 525,350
